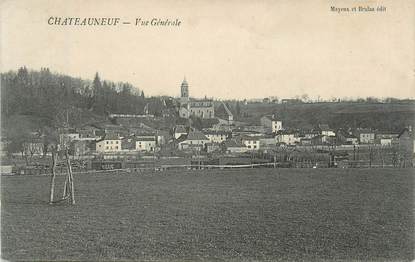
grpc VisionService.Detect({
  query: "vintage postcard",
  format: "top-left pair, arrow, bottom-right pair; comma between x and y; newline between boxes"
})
1,0 -> 414,261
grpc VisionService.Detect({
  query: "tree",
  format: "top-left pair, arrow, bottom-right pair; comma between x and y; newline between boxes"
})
92,72 -> 104,114
235,101 -> 241,118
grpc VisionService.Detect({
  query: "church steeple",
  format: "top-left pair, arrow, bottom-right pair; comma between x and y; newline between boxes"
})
181,77 -> 189,98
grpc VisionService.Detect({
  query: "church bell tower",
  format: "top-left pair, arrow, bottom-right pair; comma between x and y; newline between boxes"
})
180,77 -> 189,104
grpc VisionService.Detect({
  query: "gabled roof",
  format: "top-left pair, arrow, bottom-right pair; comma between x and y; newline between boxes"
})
398,128 -> 413,138
177,130 -> 209,142
135,132 -> 156,137
97,133 -> 120,141
354,128 -> 375,134
276,130 -> 297,135
174,125 -> 187,133
136,137 -> 156,142
186,131 -> 209,140
203,130 -> 229,136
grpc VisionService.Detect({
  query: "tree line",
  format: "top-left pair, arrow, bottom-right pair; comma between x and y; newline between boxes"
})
1,67 -> 147,127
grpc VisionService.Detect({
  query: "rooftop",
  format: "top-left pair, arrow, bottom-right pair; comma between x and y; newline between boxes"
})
223,139 -> 245,148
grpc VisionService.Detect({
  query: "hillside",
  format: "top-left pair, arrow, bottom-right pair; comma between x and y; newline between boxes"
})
240,102 -> 415,132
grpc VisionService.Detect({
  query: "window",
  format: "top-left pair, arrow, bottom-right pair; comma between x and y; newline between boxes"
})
116,141 -> 119,144
115,146 -> 118,149
106,141 -> 109,144
106,146 -> 109,149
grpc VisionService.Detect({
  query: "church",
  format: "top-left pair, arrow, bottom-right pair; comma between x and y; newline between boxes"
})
178,78 -> 215,119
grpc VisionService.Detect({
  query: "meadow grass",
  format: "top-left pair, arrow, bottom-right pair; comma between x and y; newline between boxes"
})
1,168 -> 413,261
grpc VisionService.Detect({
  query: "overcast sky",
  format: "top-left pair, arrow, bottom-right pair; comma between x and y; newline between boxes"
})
1,0 -> 414,99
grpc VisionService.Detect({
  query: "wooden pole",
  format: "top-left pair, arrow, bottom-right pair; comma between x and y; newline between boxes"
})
62,172 -> 69,199
65,149 -> 75,205
49,149 -> 57,204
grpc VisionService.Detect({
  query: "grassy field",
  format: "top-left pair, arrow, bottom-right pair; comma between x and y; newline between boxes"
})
1,169 -> 414,261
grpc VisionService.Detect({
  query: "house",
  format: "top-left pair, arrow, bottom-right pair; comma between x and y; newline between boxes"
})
241,135 -> 261,150
135,137 -> 156,152
353,128 -> 375,144
378,138 -> 393,146
173,125 -> 188,139
260,115 -> 283,133
78,124 -> 104,139
121,136 -> 136,151
203,130 -> 229,144
213,120 -> 234,132
301,130 -> 320,139
398,127 -> 414,153
375,133 -> 399,146
23,138 -> 44,156
275,130 -> 300,145
337,130 -> 358,145
222,139 -> 248,154
95,134 -> 122,152
156,130 -> 170,145
311,135 -> 330,145
317,124 -> 336,137
177,130 -> 210,151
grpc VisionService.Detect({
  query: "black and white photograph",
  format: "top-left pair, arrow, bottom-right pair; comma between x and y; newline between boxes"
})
1,0 -> 414,261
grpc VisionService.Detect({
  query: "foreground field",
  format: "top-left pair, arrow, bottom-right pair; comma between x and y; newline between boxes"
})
1,169 -> 414,261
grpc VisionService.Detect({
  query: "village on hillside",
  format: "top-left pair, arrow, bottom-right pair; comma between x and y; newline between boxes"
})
2,77 -> 414,175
